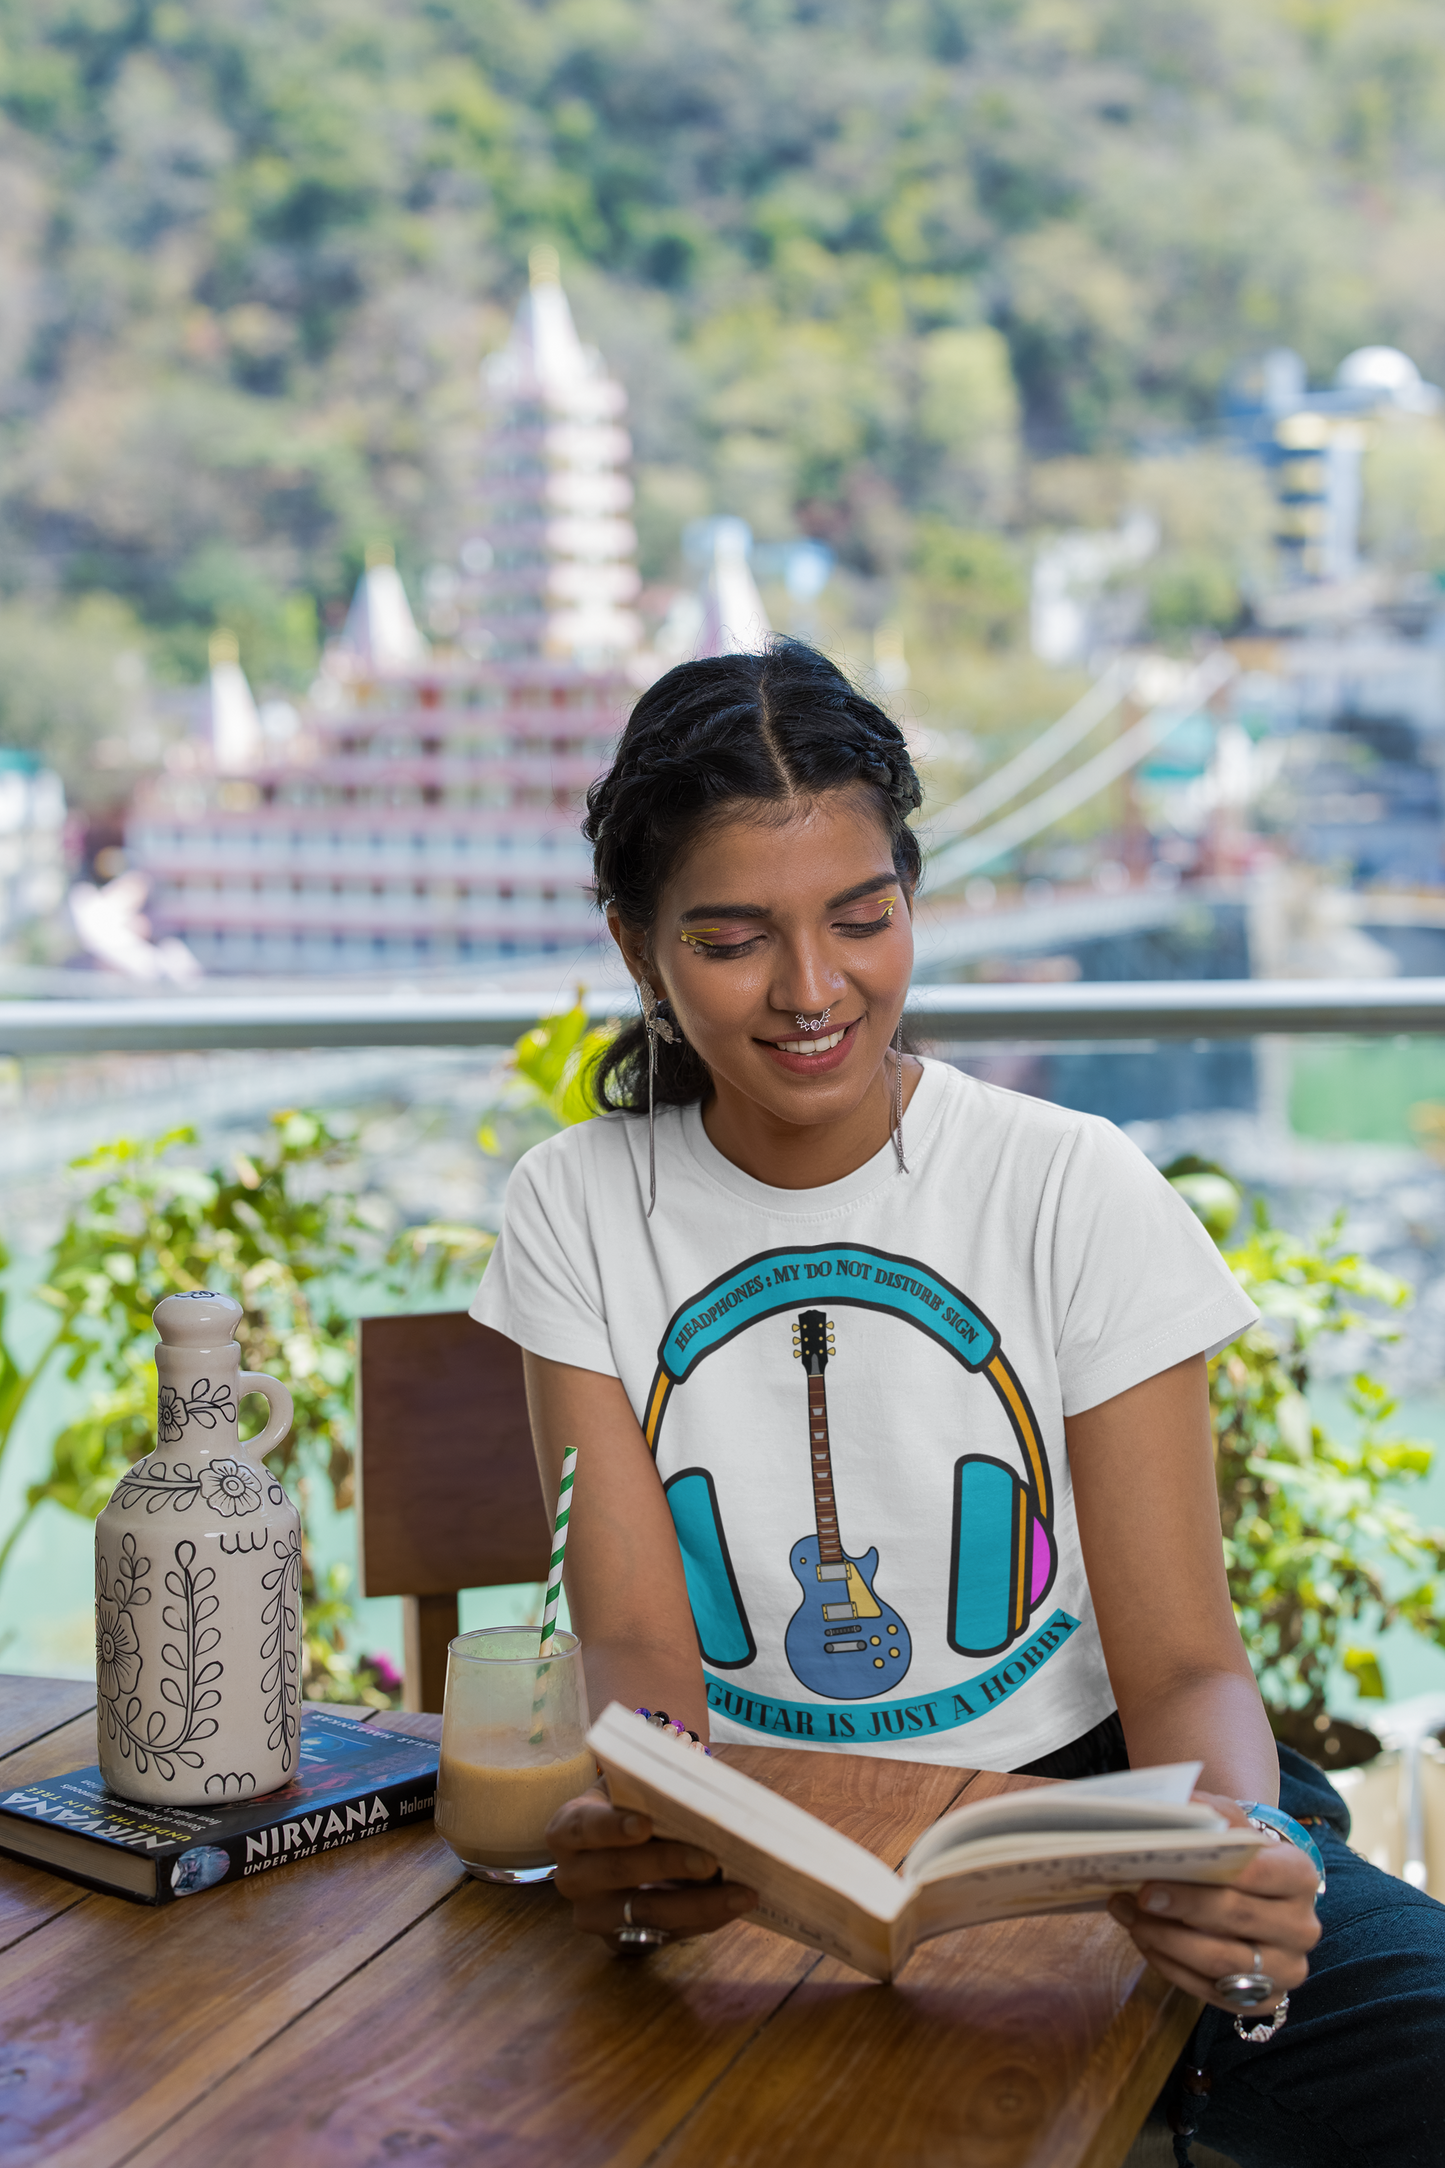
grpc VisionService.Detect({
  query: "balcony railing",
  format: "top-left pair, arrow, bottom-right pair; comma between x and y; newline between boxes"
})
0,978 -> 1440,1055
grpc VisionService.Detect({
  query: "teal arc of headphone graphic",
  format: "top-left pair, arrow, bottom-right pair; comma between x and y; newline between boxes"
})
642,1243 -> 1058,1681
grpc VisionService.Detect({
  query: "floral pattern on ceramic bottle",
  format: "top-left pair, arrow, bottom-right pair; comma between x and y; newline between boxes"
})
94,1290 -> 299,1806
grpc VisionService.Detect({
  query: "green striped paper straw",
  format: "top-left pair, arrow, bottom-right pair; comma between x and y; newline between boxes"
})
530,1444 -> 577,1743
539,1443 -> 577,1659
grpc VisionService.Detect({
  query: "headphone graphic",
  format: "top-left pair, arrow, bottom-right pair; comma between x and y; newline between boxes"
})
646,1244 -> 1058,1674
946,1339 -> 1057,1659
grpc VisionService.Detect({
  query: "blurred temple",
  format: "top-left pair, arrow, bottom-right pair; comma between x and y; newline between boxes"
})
126,257 -> 644,975
456,242 -> 642,663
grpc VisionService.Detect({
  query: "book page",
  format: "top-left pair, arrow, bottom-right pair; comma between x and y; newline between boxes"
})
1,1817 -> 157,1897
587,1705 -> 904,1980
900,1760 -> 1208,1880
896,1828 -> 1262,1964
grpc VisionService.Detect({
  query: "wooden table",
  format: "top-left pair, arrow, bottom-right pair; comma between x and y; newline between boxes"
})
0,1675 -> 1197,2168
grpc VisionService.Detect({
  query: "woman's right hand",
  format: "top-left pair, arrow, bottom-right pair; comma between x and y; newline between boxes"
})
547,1786 -> 759,1945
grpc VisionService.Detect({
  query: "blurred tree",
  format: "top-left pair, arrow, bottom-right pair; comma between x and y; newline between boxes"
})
1144,550 -> 1244,638
914,326 -> 1021,523
910,519 -> 1028,649
0,595 -> 165,811
1,0 -> 1445,712
1362,412 -> 1445,578
1130,449 -> 1275,641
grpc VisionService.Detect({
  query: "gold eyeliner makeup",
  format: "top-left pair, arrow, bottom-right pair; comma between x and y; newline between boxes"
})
681,895 -> 895,950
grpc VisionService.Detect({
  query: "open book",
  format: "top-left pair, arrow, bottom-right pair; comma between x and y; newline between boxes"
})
588,1703 -> 1263,1982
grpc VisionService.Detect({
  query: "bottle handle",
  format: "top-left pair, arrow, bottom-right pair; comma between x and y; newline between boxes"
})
238,1371 -> 294,1461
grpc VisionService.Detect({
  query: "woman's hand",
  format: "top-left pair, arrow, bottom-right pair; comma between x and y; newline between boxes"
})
1108,1794 -> 1321,2015
547,1787 -> 759,1947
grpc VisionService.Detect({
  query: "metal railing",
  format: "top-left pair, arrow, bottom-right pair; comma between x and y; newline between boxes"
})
0,978 -> 1440,1054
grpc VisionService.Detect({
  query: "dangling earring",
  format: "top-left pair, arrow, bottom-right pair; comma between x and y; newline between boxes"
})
891,1020 -> 907,1174
639,981 -> 676,1217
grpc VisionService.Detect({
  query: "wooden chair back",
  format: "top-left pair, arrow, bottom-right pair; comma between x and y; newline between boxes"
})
356,1310 -> 550,1711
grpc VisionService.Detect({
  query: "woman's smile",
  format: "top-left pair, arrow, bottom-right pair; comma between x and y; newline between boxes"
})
759,1017 -> 861,1073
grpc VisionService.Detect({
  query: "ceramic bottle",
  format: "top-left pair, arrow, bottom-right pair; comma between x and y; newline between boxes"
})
94,1291 -> 299,1806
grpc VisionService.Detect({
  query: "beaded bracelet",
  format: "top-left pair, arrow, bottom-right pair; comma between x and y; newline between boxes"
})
635,1706 -> 711,1755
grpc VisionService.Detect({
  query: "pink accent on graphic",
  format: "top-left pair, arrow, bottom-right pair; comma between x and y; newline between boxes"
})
1030,1518 -> 1054,1603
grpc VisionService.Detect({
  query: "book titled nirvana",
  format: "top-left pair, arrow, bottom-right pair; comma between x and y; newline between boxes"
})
590,1702 -> 1263,1983
0,1709 -> 438,1905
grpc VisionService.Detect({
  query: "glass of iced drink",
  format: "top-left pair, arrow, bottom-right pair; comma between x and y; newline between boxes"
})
435,1626 -> 595,1883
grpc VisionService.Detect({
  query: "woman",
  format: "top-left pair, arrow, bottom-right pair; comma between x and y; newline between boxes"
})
473,641 -> 1443,2167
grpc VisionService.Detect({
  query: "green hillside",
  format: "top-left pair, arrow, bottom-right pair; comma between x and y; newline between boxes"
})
4,0 -> 1445,795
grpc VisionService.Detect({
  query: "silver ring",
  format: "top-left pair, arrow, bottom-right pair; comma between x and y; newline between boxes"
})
794,1007 -> 832,1033
616,1896 -> 670,1949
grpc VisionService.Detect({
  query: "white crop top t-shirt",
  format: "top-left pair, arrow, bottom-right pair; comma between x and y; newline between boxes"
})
472,1059 -> 1257,1769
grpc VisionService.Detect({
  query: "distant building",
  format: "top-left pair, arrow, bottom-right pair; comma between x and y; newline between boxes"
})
128,255 -> 646,975
0,753 -> 66,944
1029,514 -> 1157,667
694,519 -> 772,658
1224,346 -> 1442,586
1242,637 -> 1445,888
456,242 -> 642,664
654,518 -> 776,667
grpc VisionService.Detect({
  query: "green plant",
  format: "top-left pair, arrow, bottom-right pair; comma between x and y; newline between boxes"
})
1166,1157 -> 1445,1722
476,991 -> 616,1160
0,1108 -> 483,1699
0,1007 -> 614,1697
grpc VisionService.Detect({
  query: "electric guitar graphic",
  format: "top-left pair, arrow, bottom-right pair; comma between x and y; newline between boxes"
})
783,1310 -> 912,1698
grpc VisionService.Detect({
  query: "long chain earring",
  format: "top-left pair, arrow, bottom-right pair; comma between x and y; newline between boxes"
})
891,1019 -> 907,1174
639,981 -> 676,1217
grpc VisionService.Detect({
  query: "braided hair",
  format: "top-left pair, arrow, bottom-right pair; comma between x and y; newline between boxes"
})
584,638 -> 923,1112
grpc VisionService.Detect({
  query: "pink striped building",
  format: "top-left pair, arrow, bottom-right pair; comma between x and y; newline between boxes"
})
129,254 -> 646,975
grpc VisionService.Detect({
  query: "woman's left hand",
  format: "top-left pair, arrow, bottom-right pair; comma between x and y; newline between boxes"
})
1107,1793 -> 1322,2017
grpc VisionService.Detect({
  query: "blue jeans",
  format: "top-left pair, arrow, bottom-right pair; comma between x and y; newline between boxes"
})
1017,1724 -> 1445,2167
1167,1747 -> 1445,2168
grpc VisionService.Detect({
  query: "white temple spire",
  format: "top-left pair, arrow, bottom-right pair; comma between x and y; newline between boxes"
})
209,629 -> 262,773
338,544 -> 428,671
465,249 -> 641,664
695,520 -> 771,658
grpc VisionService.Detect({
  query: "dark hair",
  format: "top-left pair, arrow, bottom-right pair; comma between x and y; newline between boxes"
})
583,638 -> 923,1112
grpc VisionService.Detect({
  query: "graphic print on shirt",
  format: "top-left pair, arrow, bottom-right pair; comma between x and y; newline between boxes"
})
647,1243 -> 1058,1697
784,1307 -> 913,1698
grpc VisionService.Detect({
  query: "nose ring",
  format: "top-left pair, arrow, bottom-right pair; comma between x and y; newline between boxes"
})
794,1007 -> 833,1033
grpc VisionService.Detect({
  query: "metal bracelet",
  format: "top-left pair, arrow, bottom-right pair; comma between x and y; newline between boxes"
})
1234,1992 -> 1289,2044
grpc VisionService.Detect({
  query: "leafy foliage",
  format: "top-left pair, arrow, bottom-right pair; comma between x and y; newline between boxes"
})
0,1108 -> 480,1699
6,0 -> 1445,764
27,1113 -> 364,1524
476,992 -> 615,1161
1167,1159 -> 1445,1719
